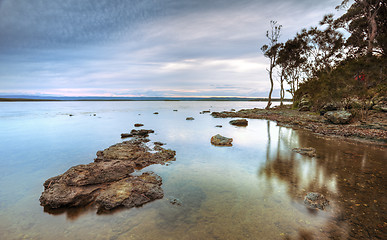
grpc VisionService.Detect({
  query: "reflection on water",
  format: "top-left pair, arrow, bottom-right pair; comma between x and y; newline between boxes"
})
0,101 -> 385,239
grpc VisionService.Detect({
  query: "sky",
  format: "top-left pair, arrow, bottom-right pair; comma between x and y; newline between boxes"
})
0,0 -> 347,98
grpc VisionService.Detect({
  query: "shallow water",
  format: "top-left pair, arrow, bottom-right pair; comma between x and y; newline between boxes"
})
0,101 -> 385,239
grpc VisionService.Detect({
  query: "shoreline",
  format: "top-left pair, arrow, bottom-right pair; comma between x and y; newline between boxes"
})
211,106 -> 387,147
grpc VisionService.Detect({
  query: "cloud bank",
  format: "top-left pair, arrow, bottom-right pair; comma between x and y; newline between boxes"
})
0,0 -> 345,97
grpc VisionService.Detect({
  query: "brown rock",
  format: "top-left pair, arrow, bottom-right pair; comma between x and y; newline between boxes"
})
211,134 -> 233,146
304,192 -> 329,210
121,129 -> 155,138
96,172 -> 163,211
229,119 -> 248,126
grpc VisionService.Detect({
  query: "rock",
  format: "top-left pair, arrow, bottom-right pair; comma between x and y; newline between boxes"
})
95,138 -> 176,169
154,142 -> 165,146
153,112 -> 159,114
292,147 -> 316,157
40,137 -> 176,211
215,125 -> 222,128
229,119 -> 248,126
201,110 -> 210,114
324,111 -> 353,124
298,94 -> 311,111
298,106 -> 310,111
173,110 -> 178,112
121,129 -> 155,138
304,192 -> 329,210
186,117 -> 194,120
319,103 -> 339,115
95,172 -> 163,211
231,109 -> 236,111
69,114 -> 74,117
211,134 -> 233,146
60,161 -> 136,187
134,123 -> 144,127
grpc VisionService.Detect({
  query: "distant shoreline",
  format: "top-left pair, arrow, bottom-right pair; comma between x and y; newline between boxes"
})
0,97 -> 292,102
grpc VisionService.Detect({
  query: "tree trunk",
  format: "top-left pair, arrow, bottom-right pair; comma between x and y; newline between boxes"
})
279,70 -> 284,106
266,70 -> 273,109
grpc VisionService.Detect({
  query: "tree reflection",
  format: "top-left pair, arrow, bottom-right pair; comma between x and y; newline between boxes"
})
257,120 -> 386,239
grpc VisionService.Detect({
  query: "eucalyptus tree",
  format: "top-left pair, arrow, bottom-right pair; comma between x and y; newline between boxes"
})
261,20 -> 282,109
335,0 -> 386,56
297,25 -> 344,76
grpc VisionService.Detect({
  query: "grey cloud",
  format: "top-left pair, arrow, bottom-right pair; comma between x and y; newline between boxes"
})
0,0 -> 345,97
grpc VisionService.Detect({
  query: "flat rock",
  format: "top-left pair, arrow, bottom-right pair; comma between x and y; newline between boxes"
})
211,134 -> 233,146
292,147 -> 316,157
304,192 -> 329,210
95,172 -> 163,211
229,119 -> 248,126
186,117 -> 194,120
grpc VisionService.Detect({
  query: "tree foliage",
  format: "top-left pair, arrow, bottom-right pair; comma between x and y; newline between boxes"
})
260,0 -> 386,112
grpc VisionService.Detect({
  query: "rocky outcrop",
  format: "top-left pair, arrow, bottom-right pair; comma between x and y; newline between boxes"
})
324,111 -> 353,124
229,119 -> 248,126
40,135 -> 176,212
292,147 -> 316,157
304,192 -> 329,210
121,129 -> 155,138
211,134 -> 233,146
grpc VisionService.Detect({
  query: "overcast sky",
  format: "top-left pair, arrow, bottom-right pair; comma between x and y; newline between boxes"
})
0,0 -> 346,97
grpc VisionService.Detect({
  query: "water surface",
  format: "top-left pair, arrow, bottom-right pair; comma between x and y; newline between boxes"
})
0,101 -> 385,239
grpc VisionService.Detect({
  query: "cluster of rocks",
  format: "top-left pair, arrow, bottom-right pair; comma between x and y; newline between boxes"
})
40,130 -> 176,212
121,129 -> 155,138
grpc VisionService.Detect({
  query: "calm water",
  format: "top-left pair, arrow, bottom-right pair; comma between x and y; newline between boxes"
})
0,101 -> 385,240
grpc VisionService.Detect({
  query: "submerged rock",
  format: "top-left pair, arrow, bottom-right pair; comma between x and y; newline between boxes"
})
324,111 -> 352,124
229,119 -> 248,126
292,147 -> 316,157
304,192 -> 329,210
211,134 -> 233,146
215,125 -> 223,128
168,196 -> 182,206
40,136 -> 176,211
